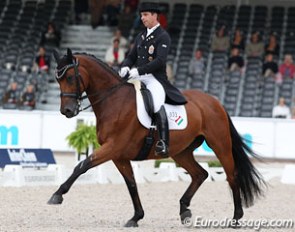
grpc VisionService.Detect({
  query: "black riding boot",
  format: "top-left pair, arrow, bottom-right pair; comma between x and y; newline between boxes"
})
154,105 -> 169,158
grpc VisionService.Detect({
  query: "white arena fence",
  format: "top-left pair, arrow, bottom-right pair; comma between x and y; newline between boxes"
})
0,109 -> 295,186
0,161 -> 292,187
1,110 -> 295,159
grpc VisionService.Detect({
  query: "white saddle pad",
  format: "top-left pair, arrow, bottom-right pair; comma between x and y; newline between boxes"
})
129,79 -> 188,130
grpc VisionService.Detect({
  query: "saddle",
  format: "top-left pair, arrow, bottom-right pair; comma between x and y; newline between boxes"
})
129,79 -> 188,130
129,80 -> 188,160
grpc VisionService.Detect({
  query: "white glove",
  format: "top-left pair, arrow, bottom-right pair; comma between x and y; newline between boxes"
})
129,68 -> 139,79
118,66 -> 130,78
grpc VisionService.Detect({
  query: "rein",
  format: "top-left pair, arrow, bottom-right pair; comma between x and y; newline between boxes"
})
55,59 -> 129,112
78,78 -> 129,112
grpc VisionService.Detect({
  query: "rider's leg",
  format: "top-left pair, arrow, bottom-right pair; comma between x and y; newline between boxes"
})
139,74 -> 169,157
154,105 -> 169,157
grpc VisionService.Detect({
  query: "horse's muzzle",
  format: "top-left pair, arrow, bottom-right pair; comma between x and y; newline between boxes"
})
61,105 -> 78,118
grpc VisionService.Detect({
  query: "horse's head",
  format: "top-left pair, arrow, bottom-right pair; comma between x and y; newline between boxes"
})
53,48 -> 88,118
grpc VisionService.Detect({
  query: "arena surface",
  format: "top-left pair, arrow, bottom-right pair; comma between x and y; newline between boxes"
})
0,178 -> 294,232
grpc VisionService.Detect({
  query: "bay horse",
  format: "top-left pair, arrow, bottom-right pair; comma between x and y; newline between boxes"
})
48,48 -> 265,227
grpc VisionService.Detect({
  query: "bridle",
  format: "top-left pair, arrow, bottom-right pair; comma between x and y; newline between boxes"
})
55,58 -> 129,112
55,58 -> 87,112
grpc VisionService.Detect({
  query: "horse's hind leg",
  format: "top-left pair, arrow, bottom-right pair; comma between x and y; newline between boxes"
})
171,142 -> 208,225
113,159 -> 144,227
204,128 -> 243,221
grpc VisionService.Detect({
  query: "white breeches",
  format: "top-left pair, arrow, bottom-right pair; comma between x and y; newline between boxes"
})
135,73 -> 165,112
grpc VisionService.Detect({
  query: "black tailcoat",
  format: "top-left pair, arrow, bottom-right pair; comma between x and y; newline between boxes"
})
122,26 -> 187,105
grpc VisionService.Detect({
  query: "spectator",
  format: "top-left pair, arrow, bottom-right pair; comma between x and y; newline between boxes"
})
278,54 -> 295,79
105,0 -> 121,27
105,38 -> 125,71
272,97 -> 291,118
227,48 -> 244,72
2,82 -> 19,106
211,26 -> 230,53
74,0 -> 89,24
40,22 -> 61,49
159,12 -> 168,29
231,28 -> 245,51
124,0 -> 139,12
265,33 -> 279,57
245,32 -> 264,58
111,28 -> 128,51
33,46 -> 51,73
89,0 -> 106,28
118,5 -> 136,38
189,49 -> 205,77
262,53 -> 278,78
20,84 -> 36,109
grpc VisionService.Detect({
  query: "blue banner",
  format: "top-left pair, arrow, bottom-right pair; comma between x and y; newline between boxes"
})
0,148 -> 56,168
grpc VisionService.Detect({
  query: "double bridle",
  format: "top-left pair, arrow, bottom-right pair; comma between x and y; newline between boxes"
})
55,58 -> 87,111
55,58 -> 129,112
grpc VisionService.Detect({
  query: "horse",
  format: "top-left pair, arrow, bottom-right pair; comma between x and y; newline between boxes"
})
48,48 -> 266,227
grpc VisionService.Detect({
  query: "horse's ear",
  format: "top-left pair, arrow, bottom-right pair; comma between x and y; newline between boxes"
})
67,48 -> 73,62
53,49 -> 60,63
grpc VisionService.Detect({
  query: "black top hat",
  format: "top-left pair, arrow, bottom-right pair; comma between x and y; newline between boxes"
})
139,2 -> 161,13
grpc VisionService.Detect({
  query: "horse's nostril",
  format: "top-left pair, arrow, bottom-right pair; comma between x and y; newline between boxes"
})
61,107 -> 74,118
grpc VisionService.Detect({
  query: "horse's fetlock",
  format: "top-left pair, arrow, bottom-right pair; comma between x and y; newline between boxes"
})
202,170 -> 209,180
136,209 -> 144,219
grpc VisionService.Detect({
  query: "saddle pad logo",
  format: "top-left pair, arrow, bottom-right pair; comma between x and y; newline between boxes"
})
175,116 -> 184,125
168,112 -> 184,126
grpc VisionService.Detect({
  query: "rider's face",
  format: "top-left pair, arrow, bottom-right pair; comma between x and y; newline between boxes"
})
141,12 -> 158,29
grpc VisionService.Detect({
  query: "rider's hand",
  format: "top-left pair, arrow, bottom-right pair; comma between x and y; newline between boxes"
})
118,66 -> 130,78
129,68 -> 139,79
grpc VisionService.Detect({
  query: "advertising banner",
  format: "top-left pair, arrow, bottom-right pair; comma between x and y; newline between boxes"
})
0,148 -> 56,168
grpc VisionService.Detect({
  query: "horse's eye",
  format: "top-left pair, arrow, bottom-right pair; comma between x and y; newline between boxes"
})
66,75 -> 73,83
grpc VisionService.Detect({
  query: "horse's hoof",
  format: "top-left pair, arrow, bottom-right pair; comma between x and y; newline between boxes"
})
47,194 -> 63,205
124,220 -> 138,227
233,209 -> 244,220
180,210 -> 192,226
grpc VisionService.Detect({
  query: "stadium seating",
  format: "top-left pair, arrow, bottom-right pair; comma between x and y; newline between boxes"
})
0,0 -> 72,109
1,1 -> 295,118
164,2 -> 295,117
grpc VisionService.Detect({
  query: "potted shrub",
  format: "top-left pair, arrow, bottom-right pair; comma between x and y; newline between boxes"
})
66,122 -> 100,161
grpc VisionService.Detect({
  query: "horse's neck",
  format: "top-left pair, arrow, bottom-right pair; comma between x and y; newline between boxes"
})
84,63 -> 131,119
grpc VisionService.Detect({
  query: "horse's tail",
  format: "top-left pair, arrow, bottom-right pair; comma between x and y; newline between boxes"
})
227,113 -> 266,207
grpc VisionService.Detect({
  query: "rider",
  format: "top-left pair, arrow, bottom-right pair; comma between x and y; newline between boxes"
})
118,2 -> 187,157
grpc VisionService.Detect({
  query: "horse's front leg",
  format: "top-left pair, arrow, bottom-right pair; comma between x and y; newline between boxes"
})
47,145 -> 111,205
113,159 -> 144,227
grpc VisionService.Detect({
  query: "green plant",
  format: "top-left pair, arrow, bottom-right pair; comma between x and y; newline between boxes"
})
66,123 -> 100,154
207,160 -> 222,167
